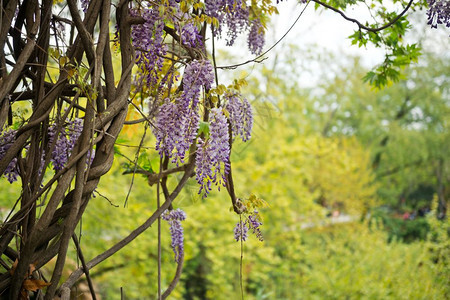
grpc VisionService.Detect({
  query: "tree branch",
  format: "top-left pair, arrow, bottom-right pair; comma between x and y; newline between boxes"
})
311,0 -> 414,33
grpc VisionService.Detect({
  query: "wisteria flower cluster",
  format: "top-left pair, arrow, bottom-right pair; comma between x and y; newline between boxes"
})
181,23 -> 203,48
155,60 -> 214,164
225,93 -> 253,142
1,118 -> 87,183
162,208 -> 187,263
48,118 -> 84,172
233,220 -> 249,242
154,63 -> 256,198
427,0 -> 450,29
234,210 -> 264,242
0,129 -> 19,183
248,19 -> 265,55
81,0 -> 90,13
130,6 -> 166,86
195,108 -> 231,197
204,0 -> 265,54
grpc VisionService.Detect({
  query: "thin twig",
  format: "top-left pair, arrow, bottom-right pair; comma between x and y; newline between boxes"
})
94,190 -> 119,207
240,214 -> 244,300
162,252 -> 184,299
217,1 -> 310,70
72,234 -> 97,300
124,124 -> 148,207
211,27 -> 221,107
157,156 -> 163,300
311,0 -> 414,33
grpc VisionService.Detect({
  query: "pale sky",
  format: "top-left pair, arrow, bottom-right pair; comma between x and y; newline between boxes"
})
214,1 -> 450,88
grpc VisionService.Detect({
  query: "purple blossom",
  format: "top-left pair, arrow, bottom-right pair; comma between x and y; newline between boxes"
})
233,210 -> 264,242
195,108 -> 230,197
233,221 -> 248,242
81,0 -> 89,13
0,129 -> 19,183
195,138 -> 213,195
130,7 -> 166,86
205,0 -> 250,46
247,210 -> 264,241
225,93 -> 253,142
154,60 -> 214,164
181,23 -> 203,47
162,209 -> 187,263
154,97 -> 199,164
209,108 -> 231,180
155,99 -> 180,158
48,118 -> 84,172
182,60 -> 215,98
242,98 -> 253,141
224,0 -> 250,46
248,19 -> 265,55
205,0 -> 223,20
427,0 -> 450,29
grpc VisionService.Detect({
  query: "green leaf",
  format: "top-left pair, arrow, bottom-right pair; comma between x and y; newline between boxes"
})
198,121 -> 210,137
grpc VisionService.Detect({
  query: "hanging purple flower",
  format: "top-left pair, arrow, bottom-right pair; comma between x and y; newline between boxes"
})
248,19 -> 265,55
195,138 -> 213,196
162,209 -> 187,263
233,221 -> 249,242
154,60 -> 214,164
233,210 -> 264,242
81,0 -> 89,13
247,210 -> 264,241
130,7 -> 166,86
182,60 -> 215,99
0,129 -> 19,183
225,93 -> 253,142
224,0 -> 250,46
205,0 -> 250,46
155,99 -> 180,158
427,0 -> 450,29
154,98 -> 200,165
242,98 -> 253,142
48,118 -> 84,172
195,108 -> 230,197
181,23 -> 203,47
209,108 -> 231,181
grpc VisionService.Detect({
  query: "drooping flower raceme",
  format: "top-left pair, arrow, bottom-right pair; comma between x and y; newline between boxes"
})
195,108 -> 230,197
205,0 -> 250,46
81,0 -> 89,12
224,0 -> 250,46
155,99 -> 180,158
181,59 -> 215,109
162,209 -> 187,263
233,210 -> 263,242
248,19 -> 265,55
247,210 -> 264,241
225,93 -> 253,142
427,0 -> 450,28
0,129 -> 19,183
234,221 -> 249,242
242,98 -> 253,141
1,118 -> 88,182
130,6 -> 166,86
48,118 -> 84,172
181,23 -> 203,47
154,60 -> 215,164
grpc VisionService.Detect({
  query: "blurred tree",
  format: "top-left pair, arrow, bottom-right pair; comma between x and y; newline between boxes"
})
311,54 -> 450,216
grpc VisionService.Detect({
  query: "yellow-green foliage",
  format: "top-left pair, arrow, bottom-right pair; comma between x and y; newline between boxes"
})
232,101 -> 376,217
0,94 -> 445,300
